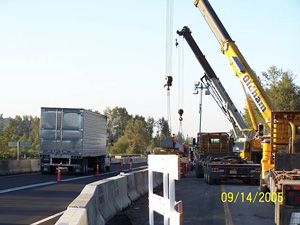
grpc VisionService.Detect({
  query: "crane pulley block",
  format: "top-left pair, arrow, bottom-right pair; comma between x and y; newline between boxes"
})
164,76 -> 173,90
178,109 -> 184,121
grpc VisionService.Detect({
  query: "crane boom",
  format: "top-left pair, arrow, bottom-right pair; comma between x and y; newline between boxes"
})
194,0 -> 274,123
177,26 -> 248,135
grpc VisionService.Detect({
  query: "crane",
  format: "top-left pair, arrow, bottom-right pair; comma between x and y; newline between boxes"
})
193,1 -> 300,223
194,0 -> 274,125
177,26 -> 261,162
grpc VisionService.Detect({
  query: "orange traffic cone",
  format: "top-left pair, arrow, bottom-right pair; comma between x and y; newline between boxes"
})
129,161 -> 133,171
57,166 -> 61,182
120,160 -> 123,172
186,163 -> 189,172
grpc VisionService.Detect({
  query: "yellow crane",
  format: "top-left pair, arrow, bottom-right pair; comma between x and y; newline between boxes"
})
193,1 -> 300,223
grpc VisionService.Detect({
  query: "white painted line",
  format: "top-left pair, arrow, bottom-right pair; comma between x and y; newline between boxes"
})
60,175 -> 94,182
0,181 -> 56,194
30,210 -> 65,225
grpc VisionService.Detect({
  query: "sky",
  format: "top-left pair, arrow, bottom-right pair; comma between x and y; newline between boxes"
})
0,0 -> 299,138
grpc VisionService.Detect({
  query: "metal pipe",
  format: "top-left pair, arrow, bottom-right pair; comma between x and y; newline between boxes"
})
289,121 -> 296,153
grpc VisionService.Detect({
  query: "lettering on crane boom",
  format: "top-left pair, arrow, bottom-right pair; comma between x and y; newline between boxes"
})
241,74 -> 266,113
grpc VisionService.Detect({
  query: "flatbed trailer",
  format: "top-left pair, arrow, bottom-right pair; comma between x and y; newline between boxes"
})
195,133 -> 260,185
203,156 -> 260,185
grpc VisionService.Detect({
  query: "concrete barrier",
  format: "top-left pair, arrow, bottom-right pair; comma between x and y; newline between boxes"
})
108,175 -> 131,211
134,169 -> 148,195
68,184 -> 105,225
120,172 -> 139,202
19,160 -> 31,173
111,156 -> 146,165
90,179 -> 117,222
57,168 -> 165,225
7,160 -> 21,174
0,160 -> 9,175
30,159 -> 40,172
153,172 -> 163,188
0,159 -> 40,175
55,208 -> 88,225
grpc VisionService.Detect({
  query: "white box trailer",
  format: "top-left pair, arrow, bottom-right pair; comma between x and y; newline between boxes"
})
39,107 -> 109,174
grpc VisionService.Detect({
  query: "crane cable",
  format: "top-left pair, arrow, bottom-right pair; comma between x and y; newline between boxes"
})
177,36 -> 184,134
165,0 -> 174,134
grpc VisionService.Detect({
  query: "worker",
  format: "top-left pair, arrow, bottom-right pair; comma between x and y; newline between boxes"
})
183,142 -> 188,156
172,134 -> 177,153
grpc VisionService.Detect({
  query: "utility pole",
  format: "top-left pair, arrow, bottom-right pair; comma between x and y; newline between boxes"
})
194,81 -> 209,147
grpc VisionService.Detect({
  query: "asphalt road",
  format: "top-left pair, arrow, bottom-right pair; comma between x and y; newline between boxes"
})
107,171 -> 275,225
0,162 -> 147,225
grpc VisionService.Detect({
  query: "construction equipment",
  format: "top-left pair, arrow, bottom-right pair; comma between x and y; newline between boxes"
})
177,26 -> 261,163
39,107 -> 109,175
194,0 -> 300,223
195,132 -> 260,184
194,0 -> 274,123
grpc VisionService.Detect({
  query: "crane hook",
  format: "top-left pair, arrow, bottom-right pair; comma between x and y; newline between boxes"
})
178,109 -> 184,121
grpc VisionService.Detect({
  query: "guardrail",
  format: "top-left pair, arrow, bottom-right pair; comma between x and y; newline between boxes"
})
56,169 -> 162,225
0,159 -> 40,175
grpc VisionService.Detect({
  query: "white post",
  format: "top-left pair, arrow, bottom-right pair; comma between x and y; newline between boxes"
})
17,142 -> 20,160
148,155 -> 181,225
163,172 -> 169,225
149,165 -> 154,225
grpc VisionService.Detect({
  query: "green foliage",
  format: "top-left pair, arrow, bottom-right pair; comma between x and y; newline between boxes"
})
104,107 -> 132,144
243,97 -> 265,129
156,117 -> 170,138
0,115 -> 40,159
177,131 -> 185,143
125,120 -> 150,154
243,66 -> 300,128
109,135 -> 130,155
261,66 -> 300,110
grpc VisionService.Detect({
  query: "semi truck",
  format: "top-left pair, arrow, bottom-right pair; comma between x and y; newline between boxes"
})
195,132 -> 260,185
193,0 -> 300,223
39,107 -> 109,174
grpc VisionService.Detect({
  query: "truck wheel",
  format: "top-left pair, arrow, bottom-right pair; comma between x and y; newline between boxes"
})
243,179 -> 250,185
260,177 -> 269,193
49,166 -> 56,174
82,158 -> 88,175
195,164 -> 203,178
249,179 -> 256,185
255,179 -> 260,186
208,173 -> 214,185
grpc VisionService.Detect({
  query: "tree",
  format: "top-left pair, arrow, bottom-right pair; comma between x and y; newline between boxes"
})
125,120 -> 150,154
146,117 -> 155,139
243,66 -> 300,128
0,115 -> 40,159
156,117 -> 170,138
177,131 -> 185,143
104,107 -> 132,144
261,66 -> 300,110
109,136 -> 130,155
